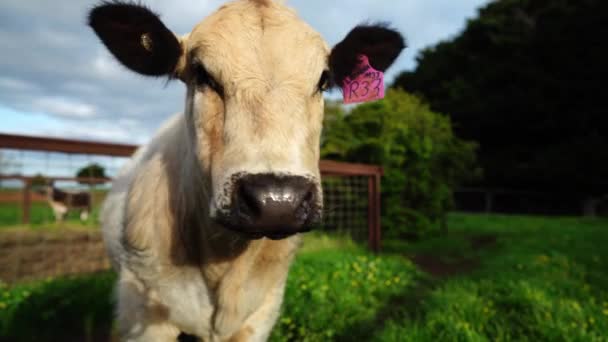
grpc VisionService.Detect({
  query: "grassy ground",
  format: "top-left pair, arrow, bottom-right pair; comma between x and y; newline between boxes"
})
379,214 -> 608,341
0,188 -> 107,228
1,213 -> 607,341
0,203 -> 101,229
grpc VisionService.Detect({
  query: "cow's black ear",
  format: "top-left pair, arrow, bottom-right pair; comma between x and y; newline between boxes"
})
88,2 -> 182,76
330,24 -> 406,86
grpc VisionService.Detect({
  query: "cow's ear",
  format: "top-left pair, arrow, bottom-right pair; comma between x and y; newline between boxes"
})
330,24 -> 406,86
88,2 -> 183,77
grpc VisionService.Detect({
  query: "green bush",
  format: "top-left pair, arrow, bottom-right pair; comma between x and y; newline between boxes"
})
322,89 -> 479,238
0,272 -> 116,342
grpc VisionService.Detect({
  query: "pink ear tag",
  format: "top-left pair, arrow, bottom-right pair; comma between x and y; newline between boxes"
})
342,55 -> 385,104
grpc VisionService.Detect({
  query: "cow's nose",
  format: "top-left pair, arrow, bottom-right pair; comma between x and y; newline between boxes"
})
231,174 -> 318,239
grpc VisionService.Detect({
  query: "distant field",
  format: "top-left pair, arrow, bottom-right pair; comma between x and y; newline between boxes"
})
0,202 -> 102,228
1,213 -> 607,341
0,188 -> 106,227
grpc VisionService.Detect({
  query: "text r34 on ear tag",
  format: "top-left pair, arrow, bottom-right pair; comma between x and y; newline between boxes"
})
342,55 -> 385,104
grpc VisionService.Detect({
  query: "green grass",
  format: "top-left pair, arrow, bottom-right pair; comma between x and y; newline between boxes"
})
377,213 -> 608,341
271,234 -> 421,341
1,213 -> 607,341
0,273 -> 116,342
0,203 -> 101,229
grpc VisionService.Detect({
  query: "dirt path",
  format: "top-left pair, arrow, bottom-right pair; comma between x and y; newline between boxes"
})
409,255 -> 478,277
408,234 -> 498,278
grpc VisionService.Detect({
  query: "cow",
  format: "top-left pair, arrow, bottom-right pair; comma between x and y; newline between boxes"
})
41,185 -> 91,222
89,0 -> 405,341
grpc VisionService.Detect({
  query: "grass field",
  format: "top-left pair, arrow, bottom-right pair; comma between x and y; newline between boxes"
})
378,214 -> 608,341
0,202 -> 102,228
1,213 -> 607,341
0,188 -> 107,228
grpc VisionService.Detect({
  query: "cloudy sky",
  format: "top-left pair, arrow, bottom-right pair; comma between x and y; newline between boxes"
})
0,0 -> 490,145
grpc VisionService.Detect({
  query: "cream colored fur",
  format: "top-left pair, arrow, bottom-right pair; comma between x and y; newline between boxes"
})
101,1 -> 328,341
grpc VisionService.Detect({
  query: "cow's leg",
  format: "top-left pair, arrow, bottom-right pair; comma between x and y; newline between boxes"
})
116,270 -> 180,342
224,285 -> 286,342
80,210 -> 89,221
52,208 -> 61,222
58,208 -> 67,221
51,204 -> 67,222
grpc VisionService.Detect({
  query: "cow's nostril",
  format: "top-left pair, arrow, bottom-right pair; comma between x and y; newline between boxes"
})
302,188 -> 314,205
300,188 -> 315,208
295,188 -> 315,222
227,174 -> 319,237
237,182 -> 262,218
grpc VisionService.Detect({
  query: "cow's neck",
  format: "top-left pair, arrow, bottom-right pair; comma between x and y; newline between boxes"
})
181,161 -> 299,287
164,123 -> 301,288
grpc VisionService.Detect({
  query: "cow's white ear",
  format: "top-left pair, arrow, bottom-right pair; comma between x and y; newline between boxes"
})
88,2 -> 183,77
330,24 -> 406,86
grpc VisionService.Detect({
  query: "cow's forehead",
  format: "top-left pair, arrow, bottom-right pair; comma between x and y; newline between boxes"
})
187,0 -> 329,82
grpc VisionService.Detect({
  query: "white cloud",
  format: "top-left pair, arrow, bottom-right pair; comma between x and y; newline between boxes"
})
35,27 -> 81,49
0,76 -> 39,92
60,81 -> 102,96
0,0 -> 491,144
91,52 -> 127,81
33,97 -> 97,119
43,121 -> 151,145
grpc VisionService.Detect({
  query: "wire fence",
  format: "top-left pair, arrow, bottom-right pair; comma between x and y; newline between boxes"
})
0,134 -> 383,251
321,175 -> 370,243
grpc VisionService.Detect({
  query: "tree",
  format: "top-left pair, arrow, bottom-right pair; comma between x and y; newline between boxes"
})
30,173 -> 49,189
76,163 -> 106,185
394,0 -> 608,206
322,89 -> 479,238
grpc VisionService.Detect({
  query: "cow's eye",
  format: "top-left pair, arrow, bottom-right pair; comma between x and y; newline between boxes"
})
195,63 -> 223,95
318,70 -> 331,92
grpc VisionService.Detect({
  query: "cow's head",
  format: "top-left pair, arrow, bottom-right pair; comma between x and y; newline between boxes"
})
89,0 -> 405,240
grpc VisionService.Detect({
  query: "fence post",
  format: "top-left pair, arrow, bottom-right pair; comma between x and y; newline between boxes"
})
367,173 -> 382,253
373,173 -> 382,252
485,191 -> 494,214
367,176 -> 375,252
22,178 -> 31,224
